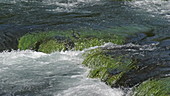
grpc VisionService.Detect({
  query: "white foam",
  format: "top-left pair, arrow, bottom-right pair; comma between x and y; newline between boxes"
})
127,0 -> 170,20
56,79 -> 124,96
0,49 -> 124,96
44,0 -> 101,12
0,0 -> 100,13
0,50 -> 47,65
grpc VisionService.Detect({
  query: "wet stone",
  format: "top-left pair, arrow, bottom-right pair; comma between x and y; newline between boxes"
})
108,69 -> 122,75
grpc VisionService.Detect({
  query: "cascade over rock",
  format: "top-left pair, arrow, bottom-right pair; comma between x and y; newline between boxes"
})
17,25 -> 170,95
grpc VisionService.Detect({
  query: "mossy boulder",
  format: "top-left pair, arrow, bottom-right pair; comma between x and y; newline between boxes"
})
72,29 -> 125,50
82,41 -> 170,94
38,39 -> 67,53
17,25 -> 170,96
133,77 -> 170,96
19,25 -> 170,93
18,25 -> 153,53
18,30 -> 124,53
82,48 -> 137,86
18,31 -> 64,51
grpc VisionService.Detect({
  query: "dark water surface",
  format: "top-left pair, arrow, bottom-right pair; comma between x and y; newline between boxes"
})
0,0 -> 170,51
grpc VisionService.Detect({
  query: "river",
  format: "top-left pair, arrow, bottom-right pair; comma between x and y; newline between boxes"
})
0,0 -> 170,96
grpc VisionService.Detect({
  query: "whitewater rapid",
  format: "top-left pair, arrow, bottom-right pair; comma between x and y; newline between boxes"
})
0,50 -> 124,96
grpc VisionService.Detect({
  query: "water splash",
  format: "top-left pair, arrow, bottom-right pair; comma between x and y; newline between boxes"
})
101,42 -> 158,51
56,80 -> 124,96
0,50 -> 124,96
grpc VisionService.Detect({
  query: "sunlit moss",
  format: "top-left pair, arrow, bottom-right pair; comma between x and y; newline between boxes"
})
18,25 -> 153,54
18,32 -> 53,50
72,29 -> 125,50
18,31 -> 70,50
133,77 -> 170,96
38,40 -> 66,53
18,27 -> 127,53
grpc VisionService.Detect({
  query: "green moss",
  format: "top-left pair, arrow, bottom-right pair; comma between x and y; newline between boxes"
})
74,36 -> 124,51
133,77 -> 170,96
82,48 -> 136,86
18,30 -> 72,52
106,73 -> 123,86
18,31 -> 69,50
73,29 -> 125,50
38,40 -> 66,53
18,25 -> 152,53
18,28 -> 125,53
88,67 -> 108,78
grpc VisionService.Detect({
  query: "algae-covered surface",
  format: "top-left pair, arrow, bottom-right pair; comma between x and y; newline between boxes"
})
82,48 -> 136,86
133,77 -> 170,96
19,30 -> 124,53
18,25 -> 153,53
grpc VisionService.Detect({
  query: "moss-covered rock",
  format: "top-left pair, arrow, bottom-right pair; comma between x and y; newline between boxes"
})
18,26 -> 157,88
18,28 -> 123,53
82,48 -> 137,86
18,30 -> 73,53
17,25 -> 170,96
18,31 -> 65,50
133,77 -> 170,96
38,40 -> 66,53
18,25 -> 153,53
73,30 -> 125,50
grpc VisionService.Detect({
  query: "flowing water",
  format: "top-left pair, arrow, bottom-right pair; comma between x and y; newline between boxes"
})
0,50 -> 124,96
0,0 -> 170,96
0,0 -> 170,50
